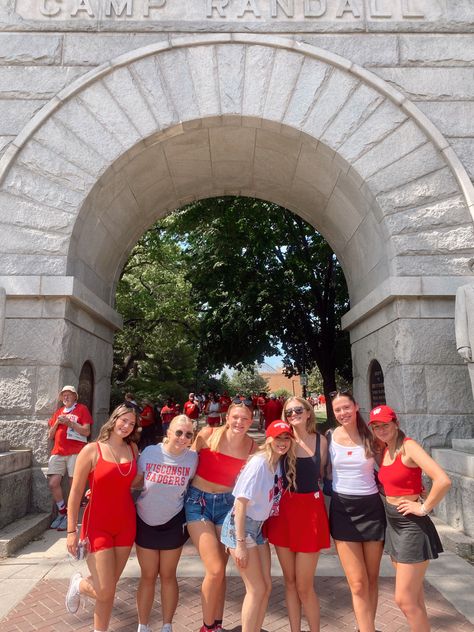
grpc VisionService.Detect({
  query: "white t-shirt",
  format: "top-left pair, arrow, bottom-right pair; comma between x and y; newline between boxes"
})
232,453 -> 281,521
137,443 -> 198,525
329,439 -> 378,495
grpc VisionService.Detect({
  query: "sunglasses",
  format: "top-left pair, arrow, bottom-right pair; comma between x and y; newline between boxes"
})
329,388 -> 352,400
285,406 -> 305,417
173,430 -> 194,440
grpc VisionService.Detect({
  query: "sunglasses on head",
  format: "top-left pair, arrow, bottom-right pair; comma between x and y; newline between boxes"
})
329,388 -> 352,400
173,430 -> 194,440
285,406 -> 305,417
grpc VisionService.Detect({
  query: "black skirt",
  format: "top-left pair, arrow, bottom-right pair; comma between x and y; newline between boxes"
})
384,499 -> 443,563
135,508 -> 189,550
329,491 -> 386,542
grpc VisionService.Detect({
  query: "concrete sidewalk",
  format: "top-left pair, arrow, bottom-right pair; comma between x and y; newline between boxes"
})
1,527 -> 473,632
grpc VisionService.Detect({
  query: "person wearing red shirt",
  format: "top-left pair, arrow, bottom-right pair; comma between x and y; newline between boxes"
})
256,392 -> 268,431
263,393 -> 283,429
218,391 -> 232,423
160,399 -> 176,434
139,398 -> 156,450
184,393 -> 200,421
47,385 -> 92,531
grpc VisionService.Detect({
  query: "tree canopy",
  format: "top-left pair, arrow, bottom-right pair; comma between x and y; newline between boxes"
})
113,196 -> 352,403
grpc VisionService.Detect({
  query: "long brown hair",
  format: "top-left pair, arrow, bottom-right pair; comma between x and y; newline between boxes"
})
97,404 -> 140,445
330,391 -> 381,459
208,401 -> 253,452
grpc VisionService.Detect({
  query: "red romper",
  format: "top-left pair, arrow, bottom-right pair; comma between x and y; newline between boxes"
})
81,443 -> 137,552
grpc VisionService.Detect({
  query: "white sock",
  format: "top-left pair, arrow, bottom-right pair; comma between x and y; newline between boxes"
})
56,500 -> 66,511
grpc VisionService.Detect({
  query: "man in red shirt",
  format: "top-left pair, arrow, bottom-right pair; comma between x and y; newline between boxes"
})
218,391 -> 232,422
160,398 -> 176,434
139,398 -> 156,450
256,391 -> 268,430
47,385 -> 92,530
184,393 -> 200,422
263,393 -> 284,430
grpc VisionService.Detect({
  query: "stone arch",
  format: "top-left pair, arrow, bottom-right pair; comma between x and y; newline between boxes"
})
0,35 -> 473,446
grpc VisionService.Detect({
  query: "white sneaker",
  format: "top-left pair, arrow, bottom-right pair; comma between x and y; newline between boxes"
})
137,625 -> 152,632
65,571 -> 82,614
161,625 -> 173,632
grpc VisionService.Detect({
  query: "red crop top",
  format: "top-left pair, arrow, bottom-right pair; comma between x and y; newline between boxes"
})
195,448 -> 247,488
378,438 -> 422,496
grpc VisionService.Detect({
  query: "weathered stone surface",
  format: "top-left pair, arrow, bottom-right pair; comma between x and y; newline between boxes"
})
399,34 -> 474,66
0,66 -> 88,99
0,368 -> 34,415
0,33 -> 62,65
433,465 -> 474,537
417,101 -> 474,138
449,138 -> 474,180
0,99 -> 47,135
62,33 -> 168,66
0,468 -> 32,529
385,196 -> 471,235
300,34 -> 398,66
0,421 -> 49,466
373,67 -> 474,100
0,319 -> 71,364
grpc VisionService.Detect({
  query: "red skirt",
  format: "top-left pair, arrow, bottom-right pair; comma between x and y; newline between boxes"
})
265,490 -> 330,553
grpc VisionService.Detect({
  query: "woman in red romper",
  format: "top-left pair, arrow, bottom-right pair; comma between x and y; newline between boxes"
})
66,404 -> 140,632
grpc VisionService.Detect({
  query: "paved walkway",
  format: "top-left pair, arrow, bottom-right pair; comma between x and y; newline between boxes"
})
1,527 -> 473,632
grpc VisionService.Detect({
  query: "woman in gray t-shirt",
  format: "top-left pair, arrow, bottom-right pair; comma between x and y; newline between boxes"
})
133,415 -> 197,632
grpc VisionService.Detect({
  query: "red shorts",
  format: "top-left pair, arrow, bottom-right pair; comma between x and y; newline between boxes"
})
265,490 -> 330,553
207,416 -> 220,427
81,505 -> 136,553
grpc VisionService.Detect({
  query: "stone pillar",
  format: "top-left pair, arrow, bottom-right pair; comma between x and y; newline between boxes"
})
0,277 -> 120,510
347,296 -> 474,447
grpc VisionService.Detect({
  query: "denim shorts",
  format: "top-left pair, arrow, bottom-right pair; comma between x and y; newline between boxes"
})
184,486 -> 234,526
220,512 -> 266,549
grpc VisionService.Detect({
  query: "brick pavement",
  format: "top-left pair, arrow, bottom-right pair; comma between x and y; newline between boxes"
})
2,572 -> 474,632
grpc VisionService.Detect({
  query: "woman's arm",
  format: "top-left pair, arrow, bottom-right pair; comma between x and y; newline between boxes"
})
397,440 -> 451,516
66,444 -> 96,556
191,426 -> 213,452
233,497 -> 249,568
319,433 -> 328,479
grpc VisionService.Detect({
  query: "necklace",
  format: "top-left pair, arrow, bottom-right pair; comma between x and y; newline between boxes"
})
107,442 -> 134,477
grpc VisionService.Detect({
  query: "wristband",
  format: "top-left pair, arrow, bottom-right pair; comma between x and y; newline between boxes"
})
67,530 -> 77,534
419,503 -> 430,516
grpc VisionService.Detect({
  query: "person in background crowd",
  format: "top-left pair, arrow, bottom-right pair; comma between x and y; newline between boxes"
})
221,420 -> 296,632
184,393 -> 200,427
161,399 -> 176,435
139,398 -> 156,451
218,391 -> 232,423
204,392 -> 221,428
328,390 -> 386,632
263,393 -> 283,430
185,401 -> 257,632
65,404 -> 139,632
266,397 -> 330,632
369,405 -> 451,632
47,385 -> 92,531
256,392 -> 268,431
133,415 -> 198,632
125,392 -> 141,413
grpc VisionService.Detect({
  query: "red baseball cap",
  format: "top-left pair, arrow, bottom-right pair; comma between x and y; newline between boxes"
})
266,420 -> 293,438
369,405 -> 397,425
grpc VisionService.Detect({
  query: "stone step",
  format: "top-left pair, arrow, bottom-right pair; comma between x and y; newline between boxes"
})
452,438 -> 474,454
0,440 -> 9,452
0,512 -> 51,558
0,449 -> 32,476
432,448 -> 474,478
432,516 -> 474,561
0,468 -> 32,529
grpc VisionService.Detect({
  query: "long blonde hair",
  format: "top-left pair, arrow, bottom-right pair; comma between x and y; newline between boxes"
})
97,404 -> 140,445
208,401 -> 253,452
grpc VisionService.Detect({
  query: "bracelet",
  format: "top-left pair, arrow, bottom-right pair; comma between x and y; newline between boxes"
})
66,530 -> 77,534
420,503 -> 430,516
236,538 -> 245,542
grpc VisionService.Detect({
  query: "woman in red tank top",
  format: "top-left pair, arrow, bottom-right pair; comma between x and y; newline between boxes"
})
184,401 -> 256,632
369,405 -> 451,632
65,404 -> 140,632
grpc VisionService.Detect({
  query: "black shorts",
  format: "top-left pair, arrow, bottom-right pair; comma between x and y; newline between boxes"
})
329,491 -> 386,542
135,508 -> 189,550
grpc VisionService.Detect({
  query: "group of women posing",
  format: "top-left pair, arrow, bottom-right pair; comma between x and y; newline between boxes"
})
65,393 -> 451,632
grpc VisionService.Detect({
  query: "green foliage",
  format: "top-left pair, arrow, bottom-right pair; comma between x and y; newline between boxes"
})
274,388 -> 292,399
228,366 -> 269,396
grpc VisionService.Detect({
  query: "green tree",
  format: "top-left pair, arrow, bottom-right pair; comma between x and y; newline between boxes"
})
228,366 -> 269,396
163,196 -> 351,396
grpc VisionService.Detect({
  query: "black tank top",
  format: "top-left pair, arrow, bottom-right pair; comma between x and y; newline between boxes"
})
283,433 -> 321,493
